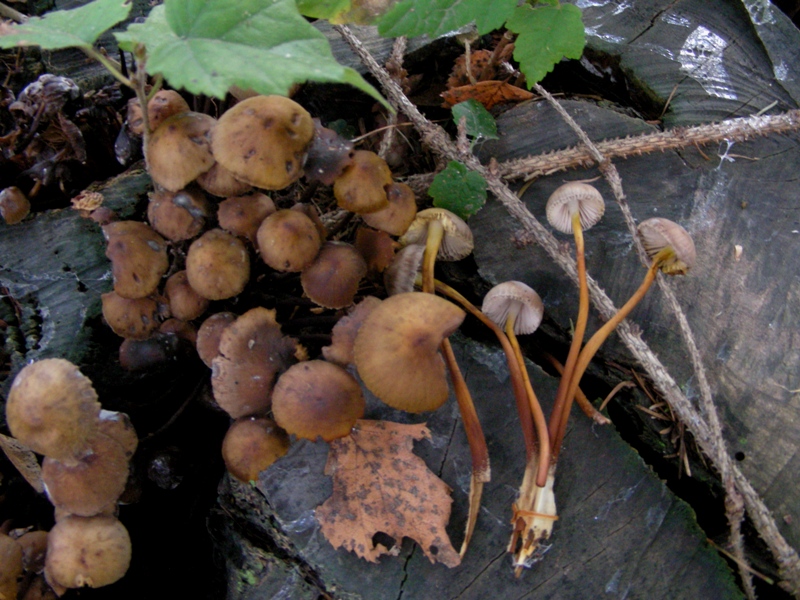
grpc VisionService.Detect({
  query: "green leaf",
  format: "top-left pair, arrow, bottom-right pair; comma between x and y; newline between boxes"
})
0,0 -> 131,50
116,0 -> 388,108
506,2 -> 585,86
295,0 -> 352,20
451,99 -> 498,141
378,0 -> 517,38
429,161 -> 487,220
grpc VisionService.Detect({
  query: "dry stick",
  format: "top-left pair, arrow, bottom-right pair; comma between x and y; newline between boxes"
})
334,25 -> 800,594
531,82 -> 757,598
377,36 -> 407,162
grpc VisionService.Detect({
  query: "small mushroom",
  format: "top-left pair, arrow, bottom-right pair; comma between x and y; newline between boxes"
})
0,186 -> 31,224
147,111 -> 216,192
44,515 -> 131,591
6,359 -> 101,464
217,192 -> 276,244
303,119 -> 355,185
322,296 -> 381,366
300,241 -> 367,309
164,270 -> 210,321
146,89 -> 190,132
101,292 -> 160,340
211,95 -> 314,190
256,209 -> 321,272
354,226 -> 396,274
354,292 -> 465,412
147,188 -> 208,242
333,150 -> 392,214
185,229 -> 251,300
0,532 -> 23,600
196,312 -> 237,368
195,162 -> 254,198
362,182 -> 417,236
384,243 -> 424,295
221,417 -> 290,483
103,221 -> 169,299
272,360 -> 365,441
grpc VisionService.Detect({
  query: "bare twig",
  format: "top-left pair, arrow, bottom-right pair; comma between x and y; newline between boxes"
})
334,24 -> 800,595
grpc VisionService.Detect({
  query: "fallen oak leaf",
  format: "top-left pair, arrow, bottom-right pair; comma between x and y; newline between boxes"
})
441,80 -> 534,110
316,419 -> 461,567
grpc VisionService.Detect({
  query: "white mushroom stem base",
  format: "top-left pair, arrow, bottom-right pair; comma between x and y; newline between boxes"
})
508,458 -> 557,576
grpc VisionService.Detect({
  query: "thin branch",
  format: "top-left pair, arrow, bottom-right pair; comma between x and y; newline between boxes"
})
0,2 -> 27,23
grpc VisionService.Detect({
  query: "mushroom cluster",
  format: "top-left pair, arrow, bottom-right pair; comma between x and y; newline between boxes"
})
4,358 -> 136,593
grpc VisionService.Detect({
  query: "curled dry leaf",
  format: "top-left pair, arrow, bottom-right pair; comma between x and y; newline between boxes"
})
316,419 -> 460,568
441,80 -> 534,110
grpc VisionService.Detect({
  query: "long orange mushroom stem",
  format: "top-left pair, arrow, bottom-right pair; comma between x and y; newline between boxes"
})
548,211 -> 589,451
422,220 -> 444,294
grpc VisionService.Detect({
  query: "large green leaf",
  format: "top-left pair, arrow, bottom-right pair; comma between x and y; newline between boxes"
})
0,0 -> 130,50
429,161 -> 486,220
116,0 -> 387,106
378,0 -> 516,38
506,2 -> 585,86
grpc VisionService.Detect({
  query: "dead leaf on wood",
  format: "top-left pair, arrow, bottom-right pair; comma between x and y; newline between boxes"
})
316,419 -> 461,568
441,80 -> 534,110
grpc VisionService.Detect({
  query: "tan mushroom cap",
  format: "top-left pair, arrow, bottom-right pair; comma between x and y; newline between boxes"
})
0,532 -> 23,600
196,312 -> 237,368
6,359 -> 101,464
384,244 -> 424,296
481,281 -> 544,335
398,207 -> 474,261
322,296 -> 381,366
272,360 -> 365,441
146,90 -> 190,132
354,292 -> 466,412
257,209 -> 321,272
211,308 -> 299,418
361,182 -> 417,235
545,181 -> 605,233
637,217 -> 696,275
101,292 -> 160,340
300,241 -> 367,309
103,221 -> 169,299
195,161 -> 253,198
0,186 -> 30,224
147,188 -> 208,242
333,150 -> 392,214
186,229 -> 251,300
44,515 -> 131,591
147,111 -> 216,192
16,529 -> 48,574
354,226 -> 396,274
97,409 -> 138,459
212,95 -> 314,190
42,431 -> 130,517
164,270 -> 209,321
217,192 -> 276,244
222,417 -> 290,483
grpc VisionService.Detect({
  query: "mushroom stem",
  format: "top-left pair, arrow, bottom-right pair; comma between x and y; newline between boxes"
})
509,460 -> 557,576
548,211 -> 589,450
422,220 -> 445,293
552,257 -> 662,458
440,338 -> 489,557
432,280 -> 536,460
503,311 -> 551,487
543,353 -> 611,425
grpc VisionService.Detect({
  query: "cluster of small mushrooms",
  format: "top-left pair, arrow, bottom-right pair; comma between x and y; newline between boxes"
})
1,85 -> 698,585
2,358 -> 136,595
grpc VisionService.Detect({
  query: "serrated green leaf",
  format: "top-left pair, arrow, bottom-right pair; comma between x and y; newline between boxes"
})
0,0 -> 130,50
506,2 -> 585,86
429,161 -> 487,220
295,0 -> 352,20
452,99 -> 497,141
116,0 -> 388,108
378,0 -> 516,38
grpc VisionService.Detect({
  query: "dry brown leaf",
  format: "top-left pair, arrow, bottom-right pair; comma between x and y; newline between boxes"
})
0,434 -> 44,493
441,80 -> 534,110
316,419 -> 460,567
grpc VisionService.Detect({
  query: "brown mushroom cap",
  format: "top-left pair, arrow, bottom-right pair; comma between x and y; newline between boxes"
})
303,119 -> 355,185
196,312 -> 237,368
362,182 -> 417,236
101,292 -> 160,340
159,318 -> 198,345
322,296 -> 381,366
17,529 -> 48,574
0,186 -> 31,224
217,192 -> 276,243
146,89 -> 190,132
398,207 -> 474,261
481,281 -> 544,335
272,360 -> 365,441
147,111 -> 216,192
103,221 -> 169,299
637,217 -> 696,275
221,417 -> 290,483
300,241 -> 367,309
195,161 -> 254,198
333,150 -> 392,214
186,229 -> 251,300
545,181 -> 605,233
6,359 -> 101,464
256,209 -> 321,272
164,270 -> 210,321
44,515 -> 131,590
147,188 -> 208,242
42,431 -> 130,517
0,532 -> 23,600
354,226 -> 396,274
211,308 -> 299,418
211,95 -> 314,190
354,292 -> 466,412
96,410 -> 138,459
